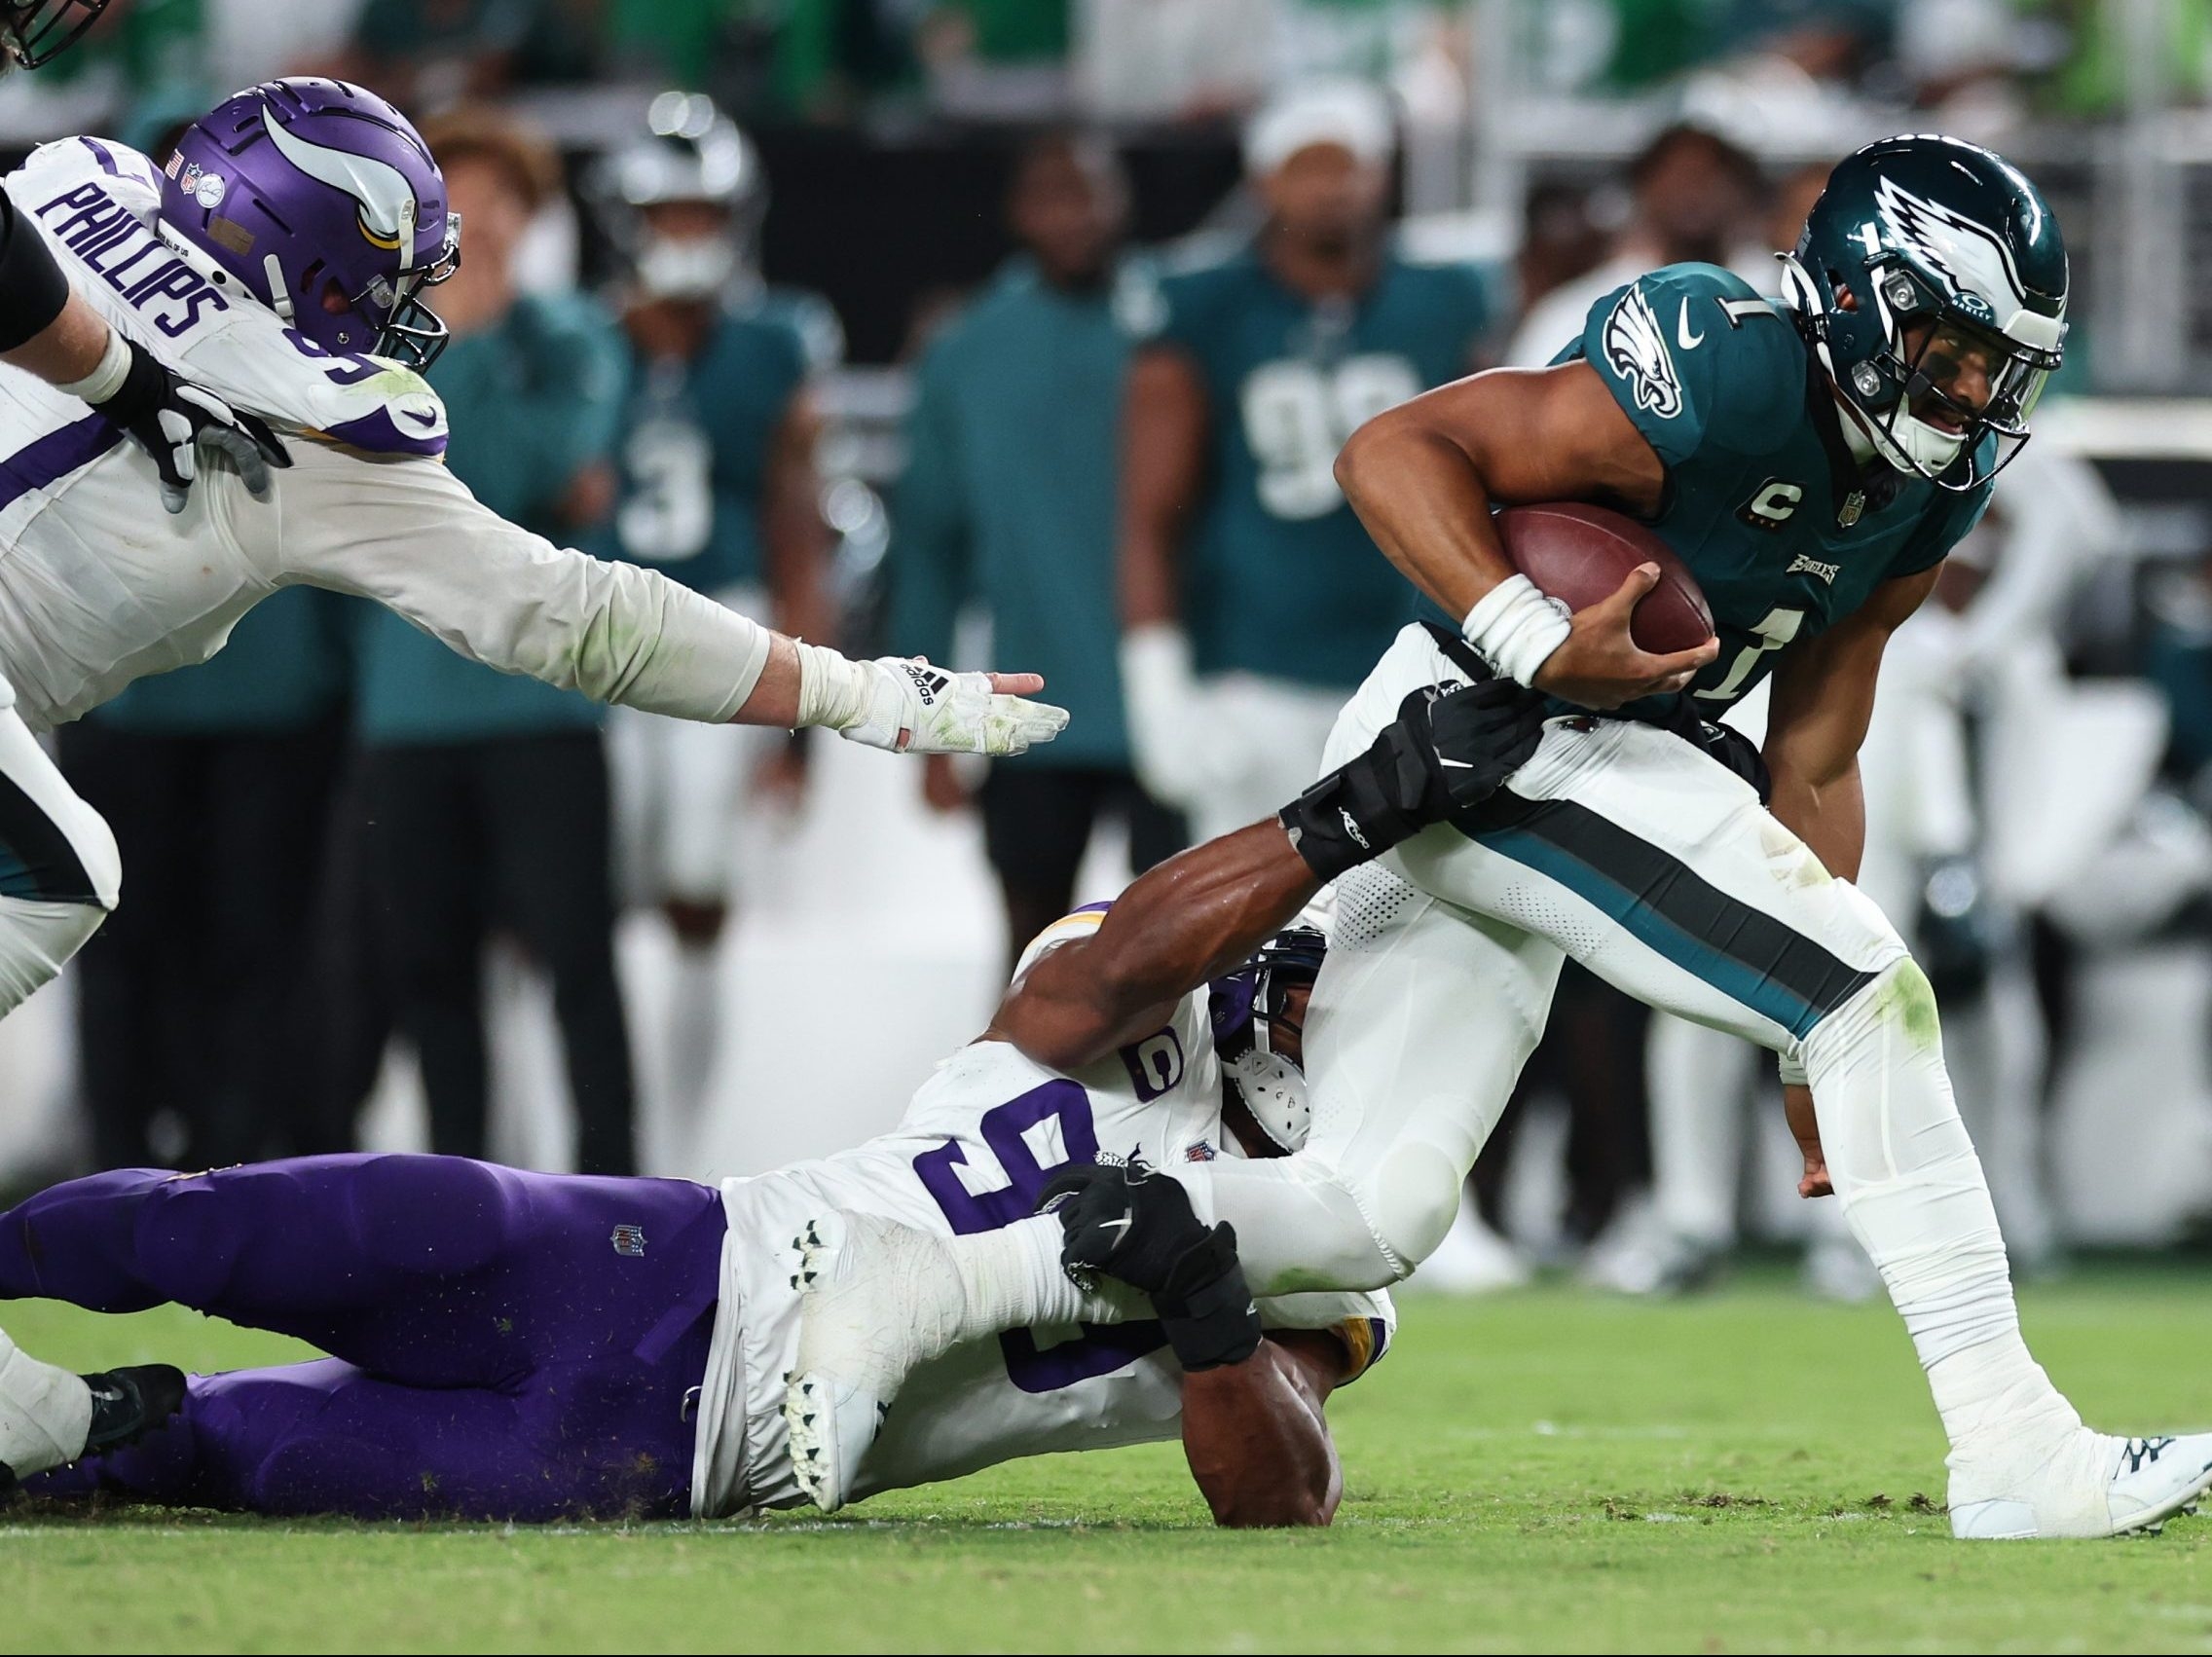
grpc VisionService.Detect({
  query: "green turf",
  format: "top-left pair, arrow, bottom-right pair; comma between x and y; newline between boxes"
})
8,1266 -> 2211,1653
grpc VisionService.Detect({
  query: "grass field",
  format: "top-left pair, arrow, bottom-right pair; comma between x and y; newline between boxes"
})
8,1264 -> 2211,1654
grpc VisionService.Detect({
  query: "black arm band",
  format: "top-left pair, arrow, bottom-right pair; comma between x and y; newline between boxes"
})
0,191 -> 74,354
1154,1223 -> 1263,1373
1276,718 -> 1433,885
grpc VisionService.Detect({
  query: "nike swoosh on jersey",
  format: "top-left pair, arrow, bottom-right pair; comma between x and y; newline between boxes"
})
401,408 -> 441,427
1677,298 -> 1705,350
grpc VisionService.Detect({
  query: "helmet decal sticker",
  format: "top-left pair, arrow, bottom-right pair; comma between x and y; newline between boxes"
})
1873,175 -> 2028,325
260,101 -> 420,251
1603,284 -> 1683,419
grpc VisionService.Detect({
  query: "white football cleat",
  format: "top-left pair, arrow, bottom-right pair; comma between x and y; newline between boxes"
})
0,1324 -> 92,1491
1951,1430 -> 2212,1539
782,1211 -> 969,1514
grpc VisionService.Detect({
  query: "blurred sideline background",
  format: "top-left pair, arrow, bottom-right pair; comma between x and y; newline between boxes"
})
0,0 -> 2207,1304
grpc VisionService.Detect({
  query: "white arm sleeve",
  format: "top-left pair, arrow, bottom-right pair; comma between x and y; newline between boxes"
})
248,439 -> 773,722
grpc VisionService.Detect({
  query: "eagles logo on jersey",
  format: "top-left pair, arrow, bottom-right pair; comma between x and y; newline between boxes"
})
1602,284 -> 1684,420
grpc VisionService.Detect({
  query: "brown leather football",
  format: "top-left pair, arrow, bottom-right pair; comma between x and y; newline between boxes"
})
1494,502 -> 1715,655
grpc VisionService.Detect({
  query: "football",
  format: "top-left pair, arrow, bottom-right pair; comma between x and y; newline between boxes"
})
1495,502 -> 1716,656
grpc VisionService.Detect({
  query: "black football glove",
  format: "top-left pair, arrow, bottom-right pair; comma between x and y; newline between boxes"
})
1038,1160 -> 1261,1373
1279,676 -> 1547,883
91,337 -> 290,514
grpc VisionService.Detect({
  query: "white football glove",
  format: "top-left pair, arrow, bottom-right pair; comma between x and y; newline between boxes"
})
838,656 -> 1069,757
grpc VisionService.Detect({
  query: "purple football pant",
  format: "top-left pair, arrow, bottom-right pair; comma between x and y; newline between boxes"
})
0,1154 -> 725,1520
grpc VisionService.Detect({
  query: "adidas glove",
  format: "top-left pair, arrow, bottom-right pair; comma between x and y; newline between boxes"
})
797,645 -> 1070,757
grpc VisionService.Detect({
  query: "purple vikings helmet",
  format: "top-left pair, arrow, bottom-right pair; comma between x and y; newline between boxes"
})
157,78 -> 461,369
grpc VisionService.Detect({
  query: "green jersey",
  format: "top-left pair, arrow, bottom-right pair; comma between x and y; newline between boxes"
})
1135,245 -> 1495,690
597,292 -> 836,598
1557,262 -> 1991,722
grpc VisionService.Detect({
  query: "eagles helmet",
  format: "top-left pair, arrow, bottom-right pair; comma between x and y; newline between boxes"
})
1208,925 -> 1329,1155
1782,133 -> 2066,490
589,90 -> 764,302
1,0 -> 109,68
159,78 -> 461,370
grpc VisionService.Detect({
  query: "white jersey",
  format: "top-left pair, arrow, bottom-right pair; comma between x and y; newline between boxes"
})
0,137 -> 771,730
692,904 -> 1395,1516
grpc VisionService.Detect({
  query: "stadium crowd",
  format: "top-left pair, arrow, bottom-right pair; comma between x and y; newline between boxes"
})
0,0 -> 2206,1308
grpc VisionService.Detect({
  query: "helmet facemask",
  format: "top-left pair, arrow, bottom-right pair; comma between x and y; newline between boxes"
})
1835,262 -> 2058,489
0,0 -> 110,68
346,213 -> 461,372
1209,926 -> 1329,1155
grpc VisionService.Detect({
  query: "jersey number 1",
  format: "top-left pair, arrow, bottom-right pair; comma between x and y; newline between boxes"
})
1693,606 -> 1804,703
912,1082 -> 1167,1393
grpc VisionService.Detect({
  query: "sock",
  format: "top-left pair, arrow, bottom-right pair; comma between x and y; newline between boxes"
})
941,1215 -> 1135,1341
1803,960 -> 2083,1472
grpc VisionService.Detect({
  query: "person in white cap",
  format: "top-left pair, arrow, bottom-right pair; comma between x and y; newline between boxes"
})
1117,77 -> 1497,844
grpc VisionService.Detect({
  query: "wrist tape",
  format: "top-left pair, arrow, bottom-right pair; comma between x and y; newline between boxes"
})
57,328 -> 132,406
1461,574 -> 1571,687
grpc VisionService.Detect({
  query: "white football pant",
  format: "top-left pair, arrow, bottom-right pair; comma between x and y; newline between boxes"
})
1180,623 -> 2080,1467
0,702 -> 119,1028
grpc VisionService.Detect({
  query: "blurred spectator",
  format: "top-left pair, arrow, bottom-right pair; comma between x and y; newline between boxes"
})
1118,79 -> 1494,842
2146,549 -> 2212,799
890,132 -> 1187,975
339,0 -> 596,113
1516,179 -> 1611,318
589,94 -> 836,1154
1504,118 -> 1763,367
1074,0 -> 1273,120
917,0 -> 1071,120
57,593 -> 351,1170
347,108 -> 638,1172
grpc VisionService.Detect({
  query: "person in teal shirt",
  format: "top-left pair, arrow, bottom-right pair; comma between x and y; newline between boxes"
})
1118,79 -> 1496,842
346,109 -> 638,1176
57,588 -> 351,1171
590,95 -> 835,1148
891,132 -> 1187,974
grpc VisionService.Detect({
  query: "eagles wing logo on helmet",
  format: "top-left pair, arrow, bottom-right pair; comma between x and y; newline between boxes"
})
1603,284 -> 1683,419
261,102 -> 422,262
1872,176 -> 2027,328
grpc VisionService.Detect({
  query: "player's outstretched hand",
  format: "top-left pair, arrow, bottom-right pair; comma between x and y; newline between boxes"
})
92,338 -> 291,513
838,657 -> 1069,756
1534,564 -> 1719,710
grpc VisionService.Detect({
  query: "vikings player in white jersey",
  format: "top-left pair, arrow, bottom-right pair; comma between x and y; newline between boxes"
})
0,78 -> 1063,1024
0,1 -> 288,525
0,682 -> 1546,1520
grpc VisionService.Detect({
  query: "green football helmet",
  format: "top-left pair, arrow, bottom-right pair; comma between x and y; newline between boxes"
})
1781,133 -> 2067,491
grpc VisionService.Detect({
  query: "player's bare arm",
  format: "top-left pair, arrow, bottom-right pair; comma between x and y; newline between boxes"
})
1763,562 -> 1942,883
1333,360 -> 1717,709
992,676 -> 1547,1070
991,821 -> 1324,1071
1181,1328 -> 1346,1528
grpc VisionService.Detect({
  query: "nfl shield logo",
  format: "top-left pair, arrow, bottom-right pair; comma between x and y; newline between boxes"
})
610,1224 -> 647,1258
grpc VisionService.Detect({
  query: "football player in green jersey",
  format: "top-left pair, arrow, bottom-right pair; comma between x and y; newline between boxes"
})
590,93 -> 839,1152
1244,132 -> 2204,1538
1118,79 -> 1494,842
788,133 -> 2212,1541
